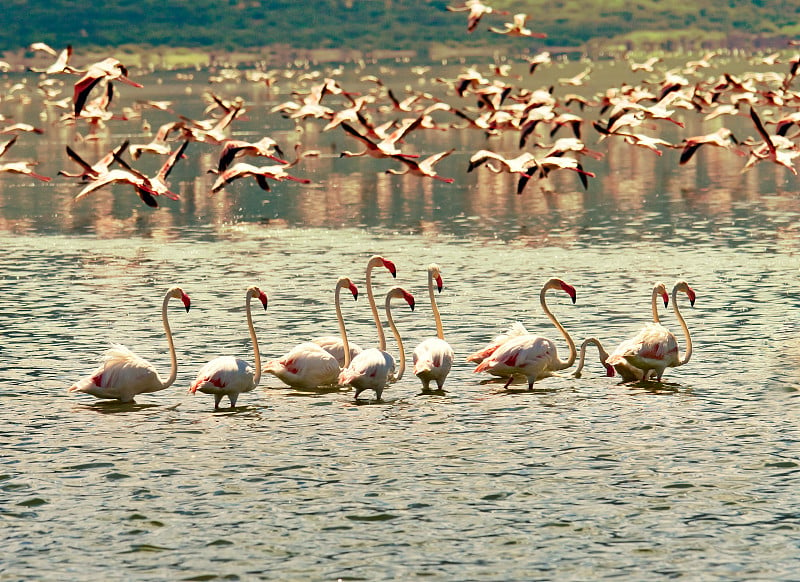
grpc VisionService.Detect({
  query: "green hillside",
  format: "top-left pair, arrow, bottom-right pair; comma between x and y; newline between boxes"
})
3,0 -> 799,55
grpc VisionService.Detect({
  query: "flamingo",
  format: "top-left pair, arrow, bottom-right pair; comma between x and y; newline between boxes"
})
69,287 -> 191,403
489,13 -> 547,38
58,139 -> 130,180
0,161 -> 51,182
413,264 -> 455,391
386,149 -> 455,182
338,287 -> 415,401
339,120 -> 421,160
605,283 -> 670,382
263,277 -> 359,388
215,137 -> 287,173
679,127 -> 739,165
362,255 -> 398,352
572,338 -> 616,378
190,286 -> 268,409
210,162 -> 310,194
73,57 -> 143,116
606,281 -> 696,382
473,278 -> 577,389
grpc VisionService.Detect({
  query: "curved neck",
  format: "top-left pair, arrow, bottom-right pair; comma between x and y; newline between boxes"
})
385,295 -> 406,381
245,294 -> 262,387
672,287 -> 693,366
161,291 -> 178,389
366,258 -> 387,350
651,287 -> 663,323
574,337 -> 607,376
335,282 -> 352,368
428,270 -> 445,340
541,285 -> 576,370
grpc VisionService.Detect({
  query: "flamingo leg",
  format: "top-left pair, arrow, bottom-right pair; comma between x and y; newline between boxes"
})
503,375 -> 514,389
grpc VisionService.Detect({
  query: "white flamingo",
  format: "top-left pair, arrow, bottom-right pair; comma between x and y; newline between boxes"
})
605,283 -> 670,381
473,278 -> 577,389
606,281 -> 695,382
413,264 -> 455,390
263,277 -> 359,389
338,287 -> 415,401
69,287 -> 191,403
572,338 -> 616,378
190,286 -> 268,409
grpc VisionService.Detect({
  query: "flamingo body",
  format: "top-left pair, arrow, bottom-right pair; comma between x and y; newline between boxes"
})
474,335 -> 561,387
70,344 -> 166,402
190,356 -> 256,408
338,348 -> 396,400
310,335 -> 362,367
413,337 -> 454,390
263,342 -> 341,389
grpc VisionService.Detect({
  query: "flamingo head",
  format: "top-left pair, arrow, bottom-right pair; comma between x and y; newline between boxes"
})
248,286 -> 269,310
675,281 -> 696,307
348,280 -> 359,301
654,282 -> 669,307
380,257 -> 397,278
429,263 -> 443,292
388,287 -> 415,311
557,279 -> 577,304
169,287 -> 191,312
604,363 -> 616,377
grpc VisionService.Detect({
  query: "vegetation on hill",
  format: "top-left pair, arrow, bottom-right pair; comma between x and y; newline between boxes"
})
3,0 -> 799,56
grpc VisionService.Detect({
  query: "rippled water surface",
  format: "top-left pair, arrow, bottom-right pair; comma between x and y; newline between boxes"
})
2,57 -> 800,580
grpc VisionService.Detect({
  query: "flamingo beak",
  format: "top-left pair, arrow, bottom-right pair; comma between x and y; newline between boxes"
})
604,364 -> 616,377
661,292 -> 669,307
383,258 -> 397,278
405,292 -> 415,311
561,282 -> 577,304
349,283 -> 359,301
181,293 -> 191,312
259,291 -> 269,310
687,288 -> 696,307
435,275 -> 443,293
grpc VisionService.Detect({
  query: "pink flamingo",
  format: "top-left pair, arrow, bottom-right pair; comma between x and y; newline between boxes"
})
606,281 -> 695,382
69,287 -> 191,403
473,278 -> 577,389
338,287 -> 415,401
73,57 -> 142,116
413,264 -> 455,391
603,283 -> 670,381
190,286 -> 268,409
263,277 -> 359,389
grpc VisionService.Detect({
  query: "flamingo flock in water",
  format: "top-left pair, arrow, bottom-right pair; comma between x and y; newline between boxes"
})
1,3 -> 731,406
68,253 -> 697,408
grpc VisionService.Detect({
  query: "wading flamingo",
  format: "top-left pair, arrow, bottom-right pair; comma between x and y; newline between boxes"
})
606,281 -> 695,382
190,286 -> 268,409
605,283 -> 670,381
473,278 -> 577,389
263,277 -> 359,388
413,264 -> 455,390
338,287 -> 415,401
69,287 -> 191,403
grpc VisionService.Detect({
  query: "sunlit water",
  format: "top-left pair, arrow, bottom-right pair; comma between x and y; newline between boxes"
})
2,56 -> 800,580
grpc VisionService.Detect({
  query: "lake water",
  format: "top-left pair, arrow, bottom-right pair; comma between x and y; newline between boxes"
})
2,53 -> 800,580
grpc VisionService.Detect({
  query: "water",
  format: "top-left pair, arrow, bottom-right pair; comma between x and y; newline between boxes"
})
2,54 -> 800,580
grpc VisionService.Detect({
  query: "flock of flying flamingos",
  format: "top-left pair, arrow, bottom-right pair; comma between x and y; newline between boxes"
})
2,1 -> 798,406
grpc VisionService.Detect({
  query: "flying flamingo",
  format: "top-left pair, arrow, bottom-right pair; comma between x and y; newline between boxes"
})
58,139 -> 130,180
0,161 -> 51,182
338,287 -> 415,401
473,278 -> 577,389
69,287 -> 191,403
190,286 -> 268,409
413,264 -> 455,391
73,57 -> 143,116
606,281 -> 695,382
386,149 -> 455,182
604,283 -> 670,381
263,277 -> 359,389
572,338 -> 616,378
210,162 -> 310,194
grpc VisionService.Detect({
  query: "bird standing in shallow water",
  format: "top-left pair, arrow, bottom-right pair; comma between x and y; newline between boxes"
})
190,286 -> 268,409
